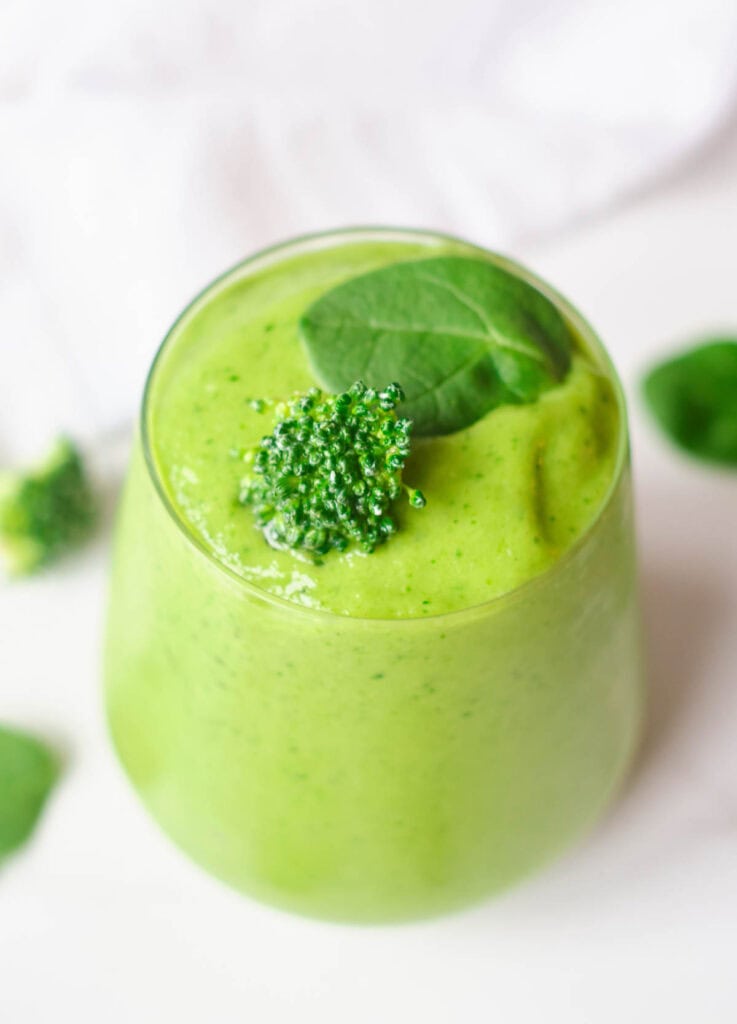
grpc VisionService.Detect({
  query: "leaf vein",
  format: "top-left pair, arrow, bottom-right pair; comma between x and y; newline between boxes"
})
413,270 -> 547,366
315,318 -> 545,363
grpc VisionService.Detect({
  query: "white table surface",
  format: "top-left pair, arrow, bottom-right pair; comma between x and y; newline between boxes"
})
2,130 -> 737,1023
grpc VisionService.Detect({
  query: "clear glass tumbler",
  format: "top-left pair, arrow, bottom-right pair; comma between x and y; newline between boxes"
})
105,229 -> 644,922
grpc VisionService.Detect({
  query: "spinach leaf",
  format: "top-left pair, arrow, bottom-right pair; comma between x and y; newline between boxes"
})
642,338 -> 737,466
299,256 -> 574,435
0,725 -> 58,863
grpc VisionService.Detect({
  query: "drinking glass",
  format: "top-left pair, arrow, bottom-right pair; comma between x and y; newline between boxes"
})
105,229 -> 644,922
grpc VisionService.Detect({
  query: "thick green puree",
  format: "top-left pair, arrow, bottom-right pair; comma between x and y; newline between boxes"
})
105,229 -> 643,922
150,236 -> 619,617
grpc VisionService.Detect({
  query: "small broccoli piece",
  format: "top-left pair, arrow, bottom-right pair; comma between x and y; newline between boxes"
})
0,437 -> 97,576
238,381 -> 426,559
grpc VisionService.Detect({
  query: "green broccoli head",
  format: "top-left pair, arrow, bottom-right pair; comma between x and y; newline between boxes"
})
0,437 -> 97,577
238,381 -> 426,559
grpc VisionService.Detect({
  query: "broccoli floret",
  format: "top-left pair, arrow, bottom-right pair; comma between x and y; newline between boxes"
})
0,437 -> 97,576
239,381 -> 426,558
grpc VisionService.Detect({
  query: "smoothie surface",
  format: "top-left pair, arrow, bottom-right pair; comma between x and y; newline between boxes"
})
149,236 -> 622,618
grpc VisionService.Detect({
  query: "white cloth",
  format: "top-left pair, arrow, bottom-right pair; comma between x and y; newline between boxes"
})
2,0 -> 737,455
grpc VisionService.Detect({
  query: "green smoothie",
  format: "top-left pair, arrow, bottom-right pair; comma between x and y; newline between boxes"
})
105,229 -> 643,921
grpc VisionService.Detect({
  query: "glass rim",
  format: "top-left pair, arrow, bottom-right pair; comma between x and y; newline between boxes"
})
141,225 -> 630,627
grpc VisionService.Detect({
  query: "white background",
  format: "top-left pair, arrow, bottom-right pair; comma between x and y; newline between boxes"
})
2,3 -> 737,1021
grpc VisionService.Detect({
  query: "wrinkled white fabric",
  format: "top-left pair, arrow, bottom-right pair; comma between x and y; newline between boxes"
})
2,0 -> 737,452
